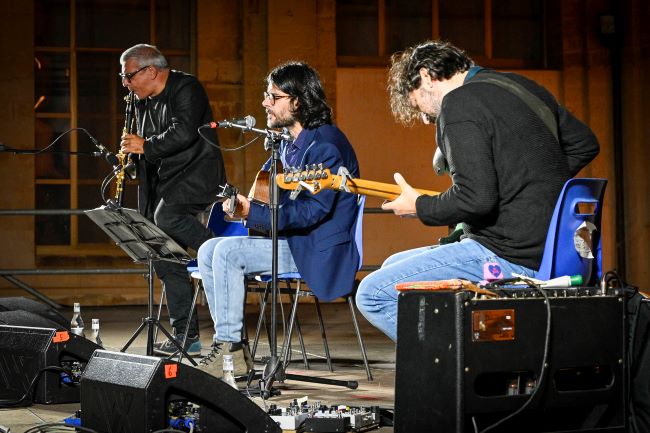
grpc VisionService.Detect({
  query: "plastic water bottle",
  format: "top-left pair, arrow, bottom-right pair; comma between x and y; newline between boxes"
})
222,354 -> 238,389
70,303 -> 85,337
91,318 -> 103,347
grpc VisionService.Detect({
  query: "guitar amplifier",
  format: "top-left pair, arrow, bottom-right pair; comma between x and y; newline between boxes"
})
394,289 -> 627,433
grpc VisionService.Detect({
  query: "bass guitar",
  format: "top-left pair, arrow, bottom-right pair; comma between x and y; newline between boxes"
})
275,164 -> 440,200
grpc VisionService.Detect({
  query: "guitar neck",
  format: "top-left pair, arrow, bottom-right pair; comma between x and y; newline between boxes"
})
338,178 -> 440,201
275,169 -> 440,200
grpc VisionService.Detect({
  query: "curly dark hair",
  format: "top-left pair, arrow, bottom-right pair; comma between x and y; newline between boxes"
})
388,40 -> 474,125
267,61 -> 332,129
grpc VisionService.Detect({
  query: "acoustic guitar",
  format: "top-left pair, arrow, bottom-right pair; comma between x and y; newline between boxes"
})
217,167 -> 280,235
275,165 -> 440,200
218,163 -> 282,210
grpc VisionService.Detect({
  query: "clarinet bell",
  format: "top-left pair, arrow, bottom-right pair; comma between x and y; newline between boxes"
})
124,157 -> 137,180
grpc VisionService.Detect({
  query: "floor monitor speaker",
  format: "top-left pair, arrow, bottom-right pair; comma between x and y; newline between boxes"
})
80,350 -> 281,433
0,325 -> 100,405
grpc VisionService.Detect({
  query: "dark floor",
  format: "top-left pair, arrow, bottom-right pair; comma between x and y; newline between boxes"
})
0,302 -> 396,432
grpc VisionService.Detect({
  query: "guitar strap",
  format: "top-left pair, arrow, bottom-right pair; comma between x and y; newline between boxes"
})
467,72 -> 559,143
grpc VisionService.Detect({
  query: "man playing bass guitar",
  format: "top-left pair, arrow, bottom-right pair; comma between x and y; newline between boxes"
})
196,61 -> 361,377
355,40 -> 600,342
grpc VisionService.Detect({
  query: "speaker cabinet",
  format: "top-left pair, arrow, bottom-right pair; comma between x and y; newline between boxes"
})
80,350 -> 281,433
394,290 -> 627,433
0,325 -> 100,405
0,297 -> 70,330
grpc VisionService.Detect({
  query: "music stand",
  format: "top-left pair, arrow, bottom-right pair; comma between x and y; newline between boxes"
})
85,205 -> 198,365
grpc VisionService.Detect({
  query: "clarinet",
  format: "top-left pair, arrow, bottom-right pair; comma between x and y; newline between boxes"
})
115,91 -> 135,206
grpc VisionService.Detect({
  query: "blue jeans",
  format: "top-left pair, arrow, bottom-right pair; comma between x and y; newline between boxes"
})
197,236 -> 299,343
355,239 -> 537,341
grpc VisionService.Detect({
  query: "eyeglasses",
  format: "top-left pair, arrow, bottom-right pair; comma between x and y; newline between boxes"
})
263,91 -> 292,105
118,65 -> 150,82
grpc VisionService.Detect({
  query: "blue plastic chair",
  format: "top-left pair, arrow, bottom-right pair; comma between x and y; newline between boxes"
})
186,204 -> 248,278
536,178 -> 607,285
247,195 -> 372,380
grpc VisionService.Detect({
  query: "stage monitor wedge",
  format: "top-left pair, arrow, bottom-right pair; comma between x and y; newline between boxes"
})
80,350 -> 282,433
0,325 -> 101,405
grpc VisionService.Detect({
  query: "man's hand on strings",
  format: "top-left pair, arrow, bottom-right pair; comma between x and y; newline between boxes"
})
381,173 -> 421,217
223,194 -> 250,218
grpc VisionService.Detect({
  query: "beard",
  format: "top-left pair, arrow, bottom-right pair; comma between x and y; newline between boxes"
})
267,108 -> 296,129
421,87 -> 442,119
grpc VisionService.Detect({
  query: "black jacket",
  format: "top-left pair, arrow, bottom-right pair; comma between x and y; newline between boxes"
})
135,70 -> 226,217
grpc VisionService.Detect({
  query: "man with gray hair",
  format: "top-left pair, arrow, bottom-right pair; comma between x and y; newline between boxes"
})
119,44 -> 226,355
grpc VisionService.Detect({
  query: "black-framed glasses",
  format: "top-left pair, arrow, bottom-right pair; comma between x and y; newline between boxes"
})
118,65 -> 150,82
263,91 -> 292,105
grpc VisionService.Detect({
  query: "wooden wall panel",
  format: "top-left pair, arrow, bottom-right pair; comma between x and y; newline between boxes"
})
2,0 -> 647,305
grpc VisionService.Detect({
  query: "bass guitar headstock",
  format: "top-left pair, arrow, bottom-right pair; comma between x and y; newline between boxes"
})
276,164 -> 335,195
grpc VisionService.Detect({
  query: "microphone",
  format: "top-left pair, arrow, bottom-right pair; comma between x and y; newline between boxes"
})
89,136 -> 120,167
205,115 -> 256,130
200,115 -> 291,143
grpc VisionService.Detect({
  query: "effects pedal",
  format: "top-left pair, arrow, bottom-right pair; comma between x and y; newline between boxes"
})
303,405 -> 380,433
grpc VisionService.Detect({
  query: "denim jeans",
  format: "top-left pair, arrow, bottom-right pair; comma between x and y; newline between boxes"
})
355,238 -> 537,341
197,236 -> 299,343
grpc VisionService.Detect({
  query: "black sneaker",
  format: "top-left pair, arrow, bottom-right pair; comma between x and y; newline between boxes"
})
153,334 -> 202,356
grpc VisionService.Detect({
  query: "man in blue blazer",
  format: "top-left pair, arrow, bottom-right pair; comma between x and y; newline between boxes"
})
196,61 -> 360,377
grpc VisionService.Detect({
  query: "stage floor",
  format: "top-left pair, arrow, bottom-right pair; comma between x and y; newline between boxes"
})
0,302 -> 396,432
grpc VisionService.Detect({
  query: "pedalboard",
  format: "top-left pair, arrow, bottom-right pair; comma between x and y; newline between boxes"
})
268,400 -> 381,433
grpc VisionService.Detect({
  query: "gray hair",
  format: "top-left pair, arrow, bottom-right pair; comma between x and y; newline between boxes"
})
120,44 -> 169,69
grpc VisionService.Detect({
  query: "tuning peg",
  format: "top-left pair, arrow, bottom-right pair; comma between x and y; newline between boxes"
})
307,164 -> 317,180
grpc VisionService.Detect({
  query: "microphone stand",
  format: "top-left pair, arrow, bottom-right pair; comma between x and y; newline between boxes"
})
262,131 -> 282,394
223,122 -> 358,398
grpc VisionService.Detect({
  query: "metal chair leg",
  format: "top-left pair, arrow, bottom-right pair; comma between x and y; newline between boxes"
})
281,281 -> 302,371
250,281 -> 284,361
177,278 -> 203,363
289,281 -> 310,370
276,281 -> 296,365
314,297 -> 333,372
251,283 -> 270,361
348,295 -> 373,381
154,286 -> 167,342
249,277 -> 310,370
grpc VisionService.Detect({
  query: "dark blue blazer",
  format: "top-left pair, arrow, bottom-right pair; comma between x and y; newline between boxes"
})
246,124 -> 360,301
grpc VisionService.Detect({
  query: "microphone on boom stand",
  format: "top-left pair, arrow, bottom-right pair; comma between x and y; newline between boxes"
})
202,115 -> 293,143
